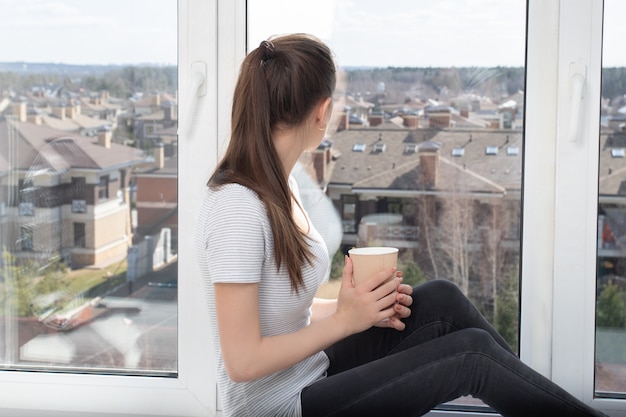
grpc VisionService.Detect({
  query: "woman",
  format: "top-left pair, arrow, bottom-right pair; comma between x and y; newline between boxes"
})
195,33 -> 608,417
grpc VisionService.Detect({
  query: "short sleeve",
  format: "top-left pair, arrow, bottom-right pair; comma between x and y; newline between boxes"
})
201,185 -> 270,284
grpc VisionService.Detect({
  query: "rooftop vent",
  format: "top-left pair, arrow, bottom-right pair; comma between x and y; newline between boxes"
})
452,148 -> 465,157
506,146 -> 519,156
405,144 -> 419,154
485,146 -> 498,155
611,148 -> 625,158
352,143 -> 366,152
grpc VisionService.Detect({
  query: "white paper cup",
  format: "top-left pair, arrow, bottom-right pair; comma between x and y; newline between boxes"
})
348,247 -> 399,286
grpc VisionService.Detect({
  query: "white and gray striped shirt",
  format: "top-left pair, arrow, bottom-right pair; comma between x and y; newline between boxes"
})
195,180 -> 330,417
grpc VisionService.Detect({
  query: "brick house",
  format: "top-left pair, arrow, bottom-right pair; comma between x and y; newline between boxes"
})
133,144 -> 178,252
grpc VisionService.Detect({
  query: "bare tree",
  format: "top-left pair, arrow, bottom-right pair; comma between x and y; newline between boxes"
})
437,195 -> 474,294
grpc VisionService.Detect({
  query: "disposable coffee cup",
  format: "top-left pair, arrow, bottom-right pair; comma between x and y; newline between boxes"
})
348,247 -> 399,286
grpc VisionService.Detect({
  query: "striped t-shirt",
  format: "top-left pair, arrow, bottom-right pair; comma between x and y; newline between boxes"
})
195,179 -> 330,417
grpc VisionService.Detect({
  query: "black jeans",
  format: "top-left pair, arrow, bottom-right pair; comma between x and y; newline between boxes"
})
301,280 -> 608,417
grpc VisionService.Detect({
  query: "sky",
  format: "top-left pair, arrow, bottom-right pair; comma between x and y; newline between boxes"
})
248,0 -> 528,68
0,0 -> 177,65
0,0 -> 625,68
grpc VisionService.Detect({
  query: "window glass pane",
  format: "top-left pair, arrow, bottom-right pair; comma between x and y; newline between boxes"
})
596,0 -> 626,397
0,0 -> 177,376
249,0 -> 526,410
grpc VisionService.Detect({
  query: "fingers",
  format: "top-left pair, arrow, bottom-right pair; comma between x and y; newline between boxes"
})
387,316 -> 406,331
340,255 -> 355,290
394,301 -> 411,319
376,314 -> 406,331
372,275 -> 401,303
362,267 -> 397,292
398,282 -> 413,296
395,287 -> 413,307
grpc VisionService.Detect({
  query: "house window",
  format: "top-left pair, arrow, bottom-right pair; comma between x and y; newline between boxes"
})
72,200 -> 87,213
595,0 -> 626,398
74,222 -> 85,248
372,143 -> 386,152
71,177 -> 87,200
0,1 -> 185,414
507,146 -> 520,156
352,143 -> 366,152
249,0 -> 526,414
485,146 -> 499,155
19,226 -> 33,251
0,1 -> 621,417
144,122 -> 157,137
341,195 -> 357,233
386,198 -> 403,215
18,202 -> 34,217
97,175 -> 109,200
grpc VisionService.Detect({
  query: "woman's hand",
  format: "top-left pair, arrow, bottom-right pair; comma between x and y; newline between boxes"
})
374,275 -> 413,331
332,256 -> 402,335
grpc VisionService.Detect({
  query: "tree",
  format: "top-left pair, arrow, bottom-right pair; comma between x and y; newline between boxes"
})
437,195 -> 474,294
597,282 -> 626,328
400,260 -> 427,287
0,250 -> 69,317
330,248 -> 346,281
495,262 -> 520,352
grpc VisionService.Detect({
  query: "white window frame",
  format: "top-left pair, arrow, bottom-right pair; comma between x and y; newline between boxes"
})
0,1 -> 623,416
0,1 -> 244,416
522,1 -> 623,416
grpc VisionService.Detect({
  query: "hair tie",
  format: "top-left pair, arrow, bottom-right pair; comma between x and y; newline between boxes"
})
260,40 -> 275,66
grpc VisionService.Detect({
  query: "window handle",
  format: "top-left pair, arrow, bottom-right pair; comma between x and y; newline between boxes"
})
179,60 -> 207,137
568,61 -> 586,143
190,60 -> 207,97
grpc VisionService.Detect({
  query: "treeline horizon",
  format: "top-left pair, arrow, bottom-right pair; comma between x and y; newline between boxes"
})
1,63 -> 626,106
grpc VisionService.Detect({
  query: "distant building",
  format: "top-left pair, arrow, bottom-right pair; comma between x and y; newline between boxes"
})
133,144 -> 178,252
130,94 -> 178,148
0,118 -> 145,268
6,95 -> 118,137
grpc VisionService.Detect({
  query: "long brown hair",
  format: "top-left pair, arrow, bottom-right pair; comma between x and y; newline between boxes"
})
208,34 -> 336,292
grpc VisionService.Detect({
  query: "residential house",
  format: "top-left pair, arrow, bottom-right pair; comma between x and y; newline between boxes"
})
597,129 -> 626,286
130,94 -> 178,153
133,144 -> 178,252
7,97 -> 115,137
79,91 -> 122,122
0,118 -> 145,268
299,118 -> 524,305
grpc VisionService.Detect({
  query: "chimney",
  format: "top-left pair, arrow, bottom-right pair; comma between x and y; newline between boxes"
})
368,114 -> 383,127
336,112 -> 348,131
312,148 -> 327,183
418,141 -> 441,189
52,104 -> 66,120
12,101 -> 27,122
163,101 -> 177,121
27,110 -> 42,125
428,112 -> 451,129
65,105 -> 75,119
154,143 -> 165,169
403,115 -> 419,129
98,126 -> 112,149
64,101 -> 81,119
152,94 -> 161,107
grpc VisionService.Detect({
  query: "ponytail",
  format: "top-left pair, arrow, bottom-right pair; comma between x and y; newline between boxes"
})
209,34 -> 336,292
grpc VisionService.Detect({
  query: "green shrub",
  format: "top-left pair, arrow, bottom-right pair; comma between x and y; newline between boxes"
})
597,282 -> 626,328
